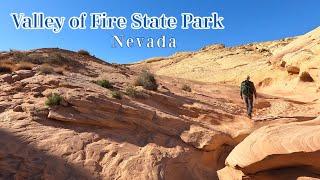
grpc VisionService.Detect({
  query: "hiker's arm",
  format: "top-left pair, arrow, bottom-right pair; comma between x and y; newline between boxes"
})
253,84 -> 257,98
240,86 -> 243,99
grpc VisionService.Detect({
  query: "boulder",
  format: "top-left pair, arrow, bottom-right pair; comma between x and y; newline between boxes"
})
286,65 -> 300,74
13,105 -> 23,112
300,71 -> 314,82
280,60 -> 286,67
217,166 -> 244,180
219,117 -> 320,178
14,70 -> 35,79
12,74 -> 21,81
0,74 -> 13,83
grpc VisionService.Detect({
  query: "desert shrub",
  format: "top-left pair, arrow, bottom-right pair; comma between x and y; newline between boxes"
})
182,84 -> 191,92
0,63 -> 13,74
259,48 -> 270,53
45,93 -> 63,106
134,70 -> 158,91
23,52 -> 69,66
45,53 -> 69,65
78,49 -> 90,56
111,91 -> 122,99
12,51 -> 30,61
95,80 -> 113,89
8,51 -> 86,73
15,62 -> 34,70
54,65 -> 68,75
38,64 -> 54,74
125,86 -> 139,98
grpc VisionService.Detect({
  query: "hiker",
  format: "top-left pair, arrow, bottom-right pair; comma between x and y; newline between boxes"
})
240,76 -> 257,119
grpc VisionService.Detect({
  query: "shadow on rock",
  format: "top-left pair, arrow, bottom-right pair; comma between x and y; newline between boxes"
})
0,128 -> 93,180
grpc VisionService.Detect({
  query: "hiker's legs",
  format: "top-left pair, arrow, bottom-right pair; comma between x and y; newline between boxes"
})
243,96 -> 253,117
248,96 -> 253,117
243,96 -> 249,115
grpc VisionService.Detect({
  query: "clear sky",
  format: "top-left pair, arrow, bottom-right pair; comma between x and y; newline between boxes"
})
1,0 -> 319,63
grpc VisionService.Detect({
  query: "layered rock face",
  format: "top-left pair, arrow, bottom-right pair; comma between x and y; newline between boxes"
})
0,49 -> 250,179
131,38 -> 294,85
218,117 -> 320,179
0,27 -> 320,180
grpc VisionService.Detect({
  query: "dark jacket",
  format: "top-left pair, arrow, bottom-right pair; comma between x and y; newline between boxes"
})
240,80 -> 257,98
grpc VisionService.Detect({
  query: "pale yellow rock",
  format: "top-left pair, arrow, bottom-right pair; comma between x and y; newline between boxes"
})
217,166 -> 244,180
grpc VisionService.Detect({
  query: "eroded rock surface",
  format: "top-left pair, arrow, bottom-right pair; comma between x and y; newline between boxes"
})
1,27 -> 320,180
218,117 -> 320,179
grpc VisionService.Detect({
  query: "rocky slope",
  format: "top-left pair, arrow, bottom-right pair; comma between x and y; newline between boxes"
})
131,38 -> 294,85
0,27 -> 319,180
215,27 -> 320,180
131,26 -> 320,179
132,27 -> 320,102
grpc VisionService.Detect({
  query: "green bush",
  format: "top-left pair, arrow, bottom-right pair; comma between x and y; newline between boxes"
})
78,49 -> 91,56
45,93 -> 63,106
182,84 -> 191,92
95,80 -> 113,89
111,91 -> 122,99
134,70 -> 158,91
125,86 -> 139,98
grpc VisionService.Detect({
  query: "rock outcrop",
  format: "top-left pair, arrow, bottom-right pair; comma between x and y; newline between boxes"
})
218,116 -> 320,179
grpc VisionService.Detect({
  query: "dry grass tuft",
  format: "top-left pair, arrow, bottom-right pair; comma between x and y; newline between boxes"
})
0,61 -> 14,74
38,64 -> 55,74
15,62 -> 34,70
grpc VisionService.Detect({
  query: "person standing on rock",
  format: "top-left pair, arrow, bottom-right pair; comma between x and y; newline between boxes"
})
240,75 -> 257,119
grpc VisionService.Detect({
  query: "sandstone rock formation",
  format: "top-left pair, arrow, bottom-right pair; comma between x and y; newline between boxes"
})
0,27 -> 320,180
131,26 -> 320,179
218,116 -> 320,179
131,27 -> 320,103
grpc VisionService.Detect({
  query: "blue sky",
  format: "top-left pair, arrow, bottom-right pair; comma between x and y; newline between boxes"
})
1,0 -> 319,63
